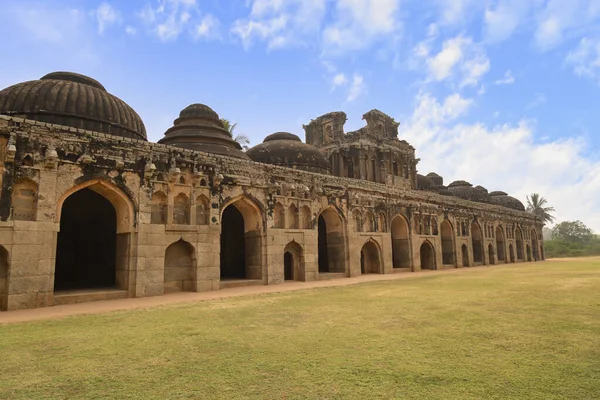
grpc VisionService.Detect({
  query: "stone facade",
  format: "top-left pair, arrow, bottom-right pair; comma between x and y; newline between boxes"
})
0,73 -> 544,311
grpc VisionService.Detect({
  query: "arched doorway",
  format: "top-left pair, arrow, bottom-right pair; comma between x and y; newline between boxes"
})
284,241 -> 303,281
516,228 -> 524,261
471,222 -> 483,264
318,208 -> 346,274
0,246 -> 8,311
531,229 -> 539,261
391,215 -> 410,269
495,226 -> 506,263
55,188 -> 117,291
509,244 -> 515,263
360,241 -> 381,274
461,244 -> 469,267
526,245 -> 532,261
441,220 -> 454,266
420,242 -> 435,270
488,243 -> 495,265
220,198 -> 263,281
164,240 -> 195,293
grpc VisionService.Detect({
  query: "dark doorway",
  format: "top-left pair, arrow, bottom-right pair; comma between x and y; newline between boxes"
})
471,223 -> 483,263
509,244 -> 515,263
526,245 -> 532,261
318,215 -> 329,272
360,241 -> 380,274
462,244 -> 469,267
420,242 -> 435,270
488,244 -> 495,265
54,189 -> 116,291
220,205 -> 246,279
284,251 -> 294,280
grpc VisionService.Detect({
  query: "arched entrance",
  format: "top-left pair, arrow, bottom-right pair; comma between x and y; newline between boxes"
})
471,222 -> 483,264
420,242 -> 435,270
220,198 -> 263,281
164,240 -> 195,293
488,244 -> 495,265
284,241 -> 303,281
360,240 -> 381,274
441,220 -> 454,266
531,229 -> 539,261
461,244 -> 469,267
495,226 -> 506,263
318,208 -> 346,274
526,245 -> 532,261
509,244 -> 515,263
0,246 -> 8,311
391,215 -> 410,269
55,188 -> 118,291
516,228 -> 524,261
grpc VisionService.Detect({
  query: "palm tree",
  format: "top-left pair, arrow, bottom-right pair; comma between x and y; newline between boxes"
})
526,193 -> 555,225
221,118 -> 250,151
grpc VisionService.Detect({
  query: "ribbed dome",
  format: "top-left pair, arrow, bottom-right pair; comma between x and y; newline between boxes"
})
0,71 -> 146,140
490,192 -> 526,211
158,104 -> 249,160
426,172 -> 443,186
246,132 -> 330,174
447,180 -> 490,203
417,174 -> 437,190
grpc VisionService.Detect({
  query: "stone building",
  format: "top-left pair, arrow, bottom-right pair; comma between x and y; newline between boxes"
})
0,72 -> 544,311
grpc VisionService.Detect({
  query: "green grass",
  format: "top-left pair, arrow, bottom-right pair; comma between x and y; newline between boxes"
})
1,260 -> 600,400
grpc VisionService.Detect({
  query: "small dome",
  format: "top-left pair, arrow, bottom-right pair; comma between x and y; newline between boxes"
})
246,132 -> 330,174
490,192 -> 526,211
426,172 -> 443,186
158,104 -> 249,160
417,174 -> 437,190
448,180 -> 489,202
437,186 -> 453,196
0,71 -> 146,140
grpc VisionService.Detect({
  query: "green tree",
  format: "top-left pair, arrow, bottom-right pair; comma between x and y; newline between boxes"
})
526,193 -> 555,225
221,118 -> 250,151
551,221 -> 594,243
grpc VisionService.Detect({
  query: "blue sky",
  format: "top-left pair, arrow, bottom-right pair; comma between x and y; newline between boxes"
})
1,0 -> 600,230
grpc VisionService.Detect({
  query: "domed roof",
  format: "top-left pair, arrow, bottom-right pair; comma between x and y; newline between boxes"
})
489,192 -> 525,211
158,104 -> 249,160
417,174 -> 437,190
447,180 -> 490,203
246,132 -> 330,174
426,172 -> 443,186
0,71 -> 146,140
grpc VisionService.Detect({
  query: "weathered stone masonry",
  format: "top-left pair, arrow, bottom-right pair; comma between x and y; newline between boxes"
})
0,72 -> 543,311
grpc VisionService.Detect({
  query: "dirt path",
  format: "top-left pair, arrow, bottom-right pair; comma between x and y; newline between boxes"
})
0,265 -> 522,325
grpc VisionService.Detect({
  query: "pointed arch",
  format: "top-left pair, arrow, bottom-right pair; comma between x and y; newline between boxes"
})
287,204 -> 298,229
284,241 -> 303,281
301,205 -> 312,229
531,228 -> 540,261
364,211 -> 374,232
274,202 -> 285,229
164,239 -> 196,293
12,178 -> 38,221
318,206 -> 347,274
440,220 -> 455,266
360,239 -> 381,274
488,243 -> 495,265
220,195 -> 264,281
377,213 -> 386,232
495,226 -> 506,262
195,194 -> 210,225
515,227 -> 524,260
151,191 -> 168,225
353,209 -> 362,232
391,214 -> 411,269
420,241 -> 435,270
173,193 -> 190,225
471,222 -> 483,264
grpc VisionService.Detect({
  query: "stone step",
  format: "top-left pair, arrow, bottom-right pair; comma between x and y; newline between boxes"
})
53,288 -> 129,306
318,272 -> 346,281
219,279 -> 263,290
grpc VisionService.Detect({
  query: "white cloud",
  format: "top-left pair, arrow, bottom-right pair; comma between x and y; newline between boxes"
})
494,70 -> 515,85
138,0 -> 218,42
434,0 -> 481,27
346,74 -> 366,102
565,37 -> 600,83
332,73 -> 347,87
10,6 -> 86,44
94,2 -> 120,34
126,26 -> 137,35
193,14 -> 220,40
401,92 -> 600,231
415,35 -> 490,88
484,0 -> 531,43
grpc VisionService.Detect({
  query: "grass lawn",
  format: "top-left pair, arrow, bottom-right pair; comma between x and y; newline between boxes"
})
1,260 -> 599,400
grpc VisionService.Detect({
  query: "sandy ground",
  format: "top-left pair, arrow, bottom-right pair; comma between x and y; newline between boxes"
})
0,264 -> 538,325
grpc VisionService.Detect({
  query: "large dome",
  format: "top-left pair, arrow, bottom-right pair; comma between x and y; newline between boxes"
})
158,104 -> 249,160
247,132 -> 331,174
0,71 -> 146,140
448,180 -> 490,203
490,191 -> 526,211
